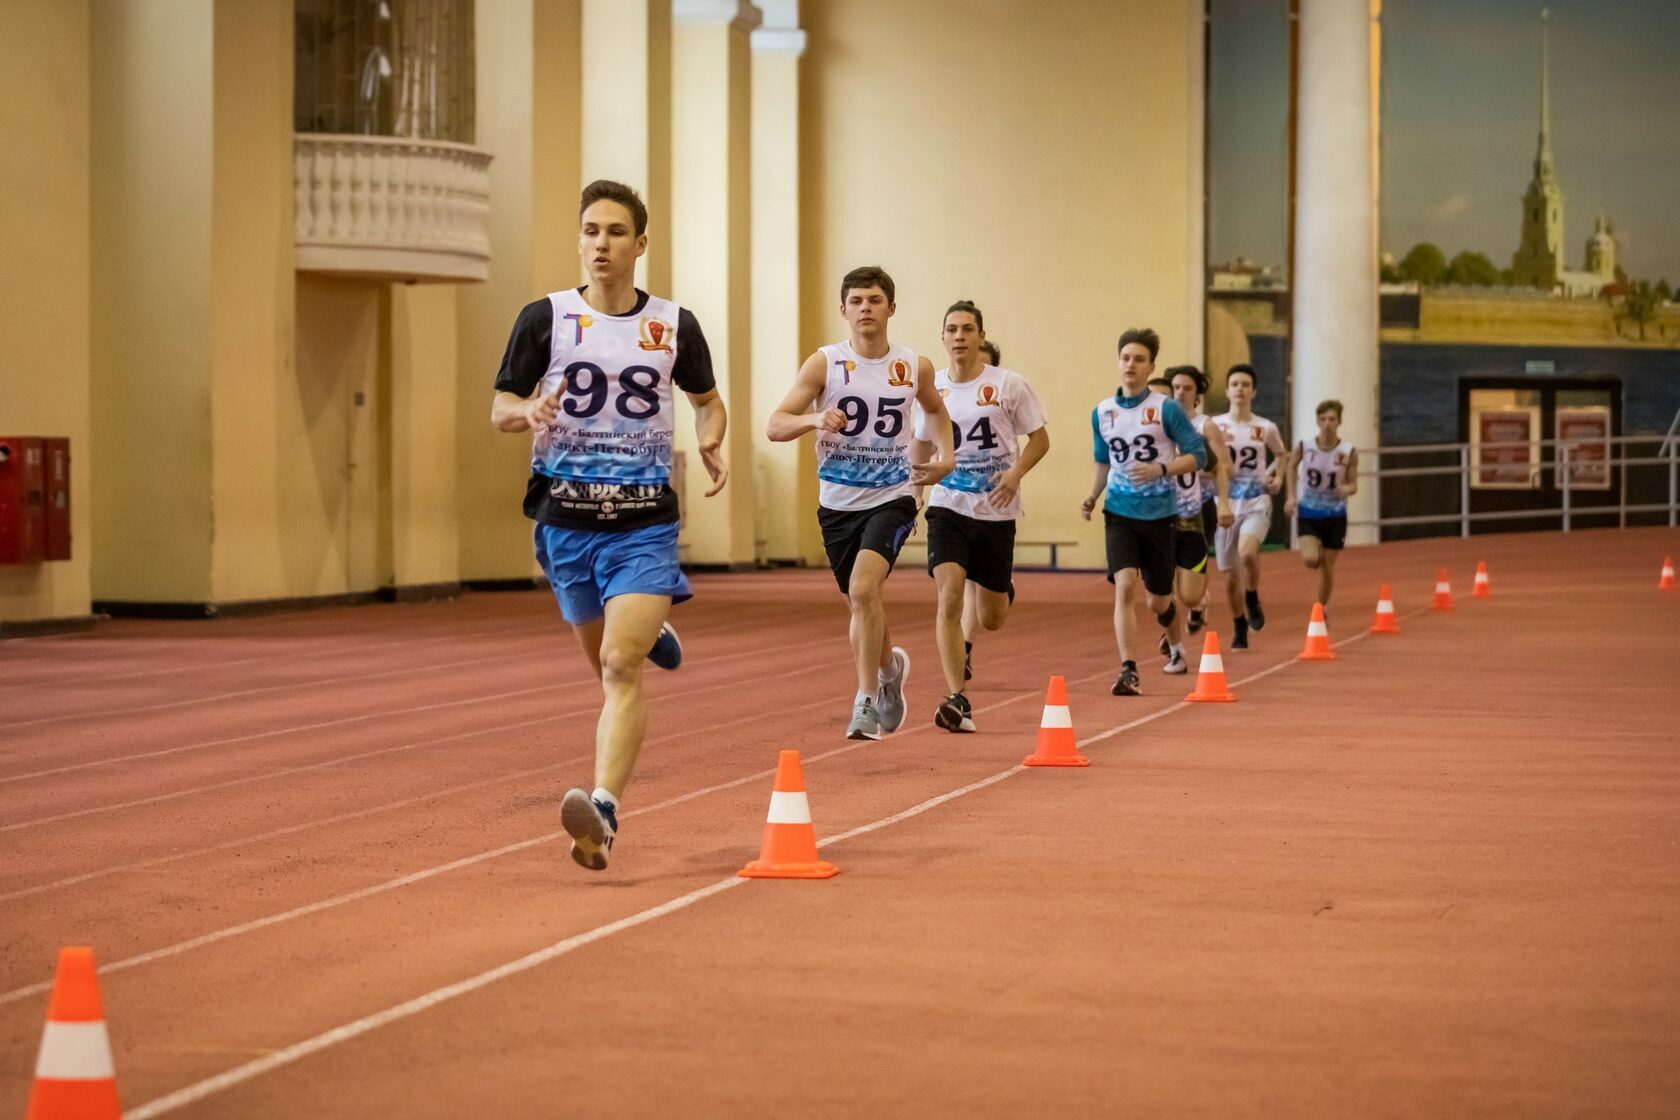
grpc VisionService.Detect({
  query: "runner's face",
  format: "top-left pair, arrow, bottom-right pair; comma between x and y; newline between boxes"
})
1118,344 -> 1154,394
1228,373 -> 1254,408
842,286 -> 893,338
1317,410 -> 1341,441
942,312 -> 982,364
579,200 -> 646,285
1171,373 -> 1200,413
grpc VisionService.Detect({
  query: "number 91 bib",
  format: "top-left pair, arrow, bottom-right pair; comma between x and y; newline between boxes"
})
815,341 -> 920,511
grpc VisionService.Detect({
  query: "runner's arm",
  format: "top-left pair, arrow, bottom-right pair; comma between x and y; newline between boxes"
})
766,352 -> 842,441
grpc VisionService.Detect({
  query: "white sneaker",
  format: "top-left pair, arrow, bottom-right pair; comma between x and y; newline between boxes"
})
876,646 -> 910,733
1162,650 -> 1188,675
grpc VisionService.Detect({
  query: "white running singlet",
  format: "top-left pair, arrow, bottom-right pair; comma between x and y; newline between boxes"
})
913,365 -> 1046,522
815,341 -> 921,511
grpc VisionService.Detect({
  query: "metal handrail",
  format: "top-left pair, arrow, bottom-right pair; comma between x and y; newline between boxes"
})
1337,414 -> 1680,536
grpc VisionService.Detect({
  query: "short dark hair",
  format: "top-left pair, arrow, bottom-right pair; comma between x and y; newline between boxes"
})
1166,364 -> 1209,395
979,340 -> 1001,365
1118,328 -> 1160,361
1227,362 -> 1258,387
579,179 -> 648,236
1147,377 -> 1173,392
841,266 -> 895,305
1316,398 -> 1344,418
944,299 -> 984,332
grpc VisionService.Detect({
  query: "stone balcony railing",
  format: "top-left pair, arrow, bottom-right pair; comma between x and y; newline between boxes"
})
293,134 -> 493,281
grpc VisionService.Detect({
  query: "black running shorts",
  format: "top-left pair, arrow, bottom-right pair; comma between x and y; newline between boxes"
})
924,507 -> 1016,594
1103,512 -> 1176,597
818,496 -> 918,594
1174,514 -> 1210,573
1297,513 -> 1348,551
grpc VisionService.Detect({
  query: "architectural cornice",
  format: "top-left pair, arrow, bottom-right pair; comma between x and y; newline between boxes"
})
673,0 -> 762,33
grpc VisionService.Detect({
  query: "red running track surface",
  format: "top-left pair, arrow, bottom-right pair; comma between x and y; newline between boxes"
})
1,527 -> 1677,1118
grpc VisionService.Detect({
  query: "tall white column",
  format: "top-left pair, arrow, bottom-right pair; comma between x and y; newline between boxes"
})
750,0 -> 805,563
1292,0 -> 1380,543
672,0 -> 760,567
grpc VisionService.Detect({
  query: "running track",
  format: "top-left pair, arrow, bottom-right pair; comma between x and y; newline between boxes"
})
2,527 -> 1677,1118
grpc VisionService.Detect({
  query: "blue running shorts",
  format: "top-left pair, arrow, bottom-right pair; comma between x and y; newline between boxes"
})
534,521 -> 692,624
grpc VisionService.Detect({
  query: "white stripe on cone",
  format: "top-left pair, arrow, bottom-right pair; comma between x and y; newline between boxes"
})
1307,621 -> 1328,637
1435,582 -> 1450,592
1377,601 -> 1395,614
34,1021 -> 115,1079
1197,654 -> 1225,673
1039,705 -> 1072,729
766,790 -> 811,825
1474,574 -> 1488,586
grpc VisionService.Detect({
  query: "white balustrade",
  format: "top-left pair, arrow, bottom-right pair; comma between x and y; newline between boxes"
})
293,133 -> 492,281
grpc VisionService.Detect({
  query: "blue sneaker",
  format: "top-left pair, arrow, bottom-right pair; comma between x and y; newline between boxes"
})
647,622 -> 682,670
561,788 -> 617,872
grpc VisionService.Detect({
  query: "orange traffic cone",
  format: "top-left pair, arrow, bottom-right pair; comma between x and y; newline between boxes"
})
1297,602 -> 1336,661
1472,561 -> 1492,598
1432,569 -> 1454,611
1659,556 -> 1676,591
1370,585 -> 1401,634
27,948 -> 120,1120
1185,631 -> 1237,702
1023,675 -> 1089,767
739,750 -> 838,879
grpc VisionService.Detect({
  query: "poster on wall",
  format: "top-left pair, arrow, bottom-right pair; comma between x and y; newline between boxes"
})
1556,406 -> 1612,490
1472,407 -> 1540,489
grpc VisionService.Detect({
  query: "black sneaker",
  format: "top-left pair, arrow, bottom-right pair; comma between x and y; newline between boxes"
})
1111,666 -> 1141,696
934,692 -> 976,733
1245,592 -> 1265,631
1232,617 -> 1250,650
1187,609 -> 1204,635
560,789 -> 617,872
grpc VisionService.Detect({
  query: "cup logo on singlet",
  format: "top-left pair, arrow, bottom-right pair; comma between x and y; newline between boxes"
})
1143,406 -> 1159,424
887,359 -> 913,387
977,383 -> 1000,407
638,317 -> 673,352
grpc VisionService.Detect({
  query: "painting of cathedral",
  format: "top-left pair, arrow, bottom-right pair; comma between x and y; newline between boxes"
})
1204,0 -> 1679,540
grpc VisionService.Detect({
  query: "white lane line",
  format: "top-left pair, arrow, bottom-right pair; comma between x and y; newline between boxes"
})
111,611 -> 1432,1117
119,876 -> 752,1120
4,617 -> 1105,901
0,655 -> 839,833
1,630 -> 839,785
0,611 -> 831,734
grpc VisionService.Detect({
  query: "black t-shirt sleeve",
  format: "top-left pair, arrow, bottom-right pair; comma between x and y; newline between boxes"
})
672,309 -> 717,395
493,298 -> 554,397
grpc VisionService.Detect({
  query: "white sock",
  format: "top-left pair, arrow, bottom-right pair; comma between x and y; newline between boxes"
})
1170,643 -> 1184,658
591,787 -> 619,815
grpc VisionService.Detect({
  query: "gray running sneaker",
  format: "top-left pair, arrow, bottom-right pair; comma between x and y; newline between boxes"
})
846,696 -> 883,741
876,646 -> 910,733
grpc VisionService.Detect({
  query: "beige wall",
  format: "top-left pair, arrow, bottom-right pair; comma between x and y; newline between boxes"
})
457,0 -> 586,582
386,284 -> 462,588
209,0 -> 309,603
0,0 -> 93,623
799,0 -> 1202,569
89,0 -> 216,603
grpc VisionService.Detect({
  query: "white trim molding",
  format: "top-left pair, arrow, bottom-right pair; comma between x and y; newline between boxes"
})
293,134 -> 493,282
673,0 -> 762,32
